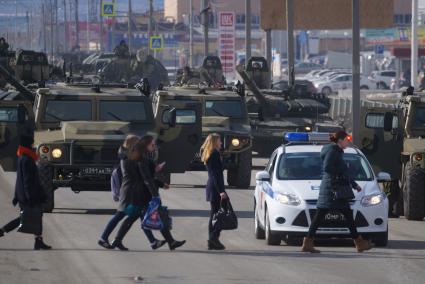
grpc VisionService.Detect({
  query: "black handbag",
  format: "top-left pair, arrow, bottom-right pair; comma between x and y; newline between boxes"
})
17,205 -> 42,235
212,199 -> 238,231
332,176 -> 355,201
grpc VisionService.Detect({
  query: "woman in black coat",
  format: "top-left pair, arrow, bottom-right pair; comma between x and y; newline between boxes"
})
0,135 -> 51,250
111,136 -> 185,251
302,131 -> 373,254
201,133 -> 228,250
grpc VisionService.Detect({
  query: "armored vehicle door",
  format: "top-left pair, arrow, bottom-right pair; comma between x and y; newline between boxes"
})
154,97 -> 202,174
0,101 -> 35,171
359,107 -> 403,180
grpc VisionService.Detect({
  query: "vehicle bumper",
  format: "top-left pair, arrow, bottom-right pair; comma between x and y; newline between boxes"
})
267,200 -> 388,236
51,165 -> 112,191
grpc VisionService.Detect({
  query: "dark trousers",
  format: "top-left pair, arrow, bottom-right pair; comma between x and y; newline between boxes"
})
208,201 -> 221,241
114,214 -> 174,244
102,211 -> 156,244
307,208 -> 359,239
2,217 -> 20,233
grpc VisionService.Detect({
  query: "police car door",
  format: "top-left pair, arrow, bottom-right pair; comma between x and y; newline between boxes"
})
0,101 -> 35,171
359,107 -> 403,181
154,98 -> 202,175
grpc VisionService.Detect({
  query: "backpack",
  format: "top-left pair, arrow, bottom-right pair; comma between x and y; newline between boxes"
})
111,165 -> 123,202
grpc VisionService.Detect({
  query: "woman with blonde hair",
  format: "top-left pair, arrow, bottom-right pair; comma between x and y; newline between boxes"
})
201,133 -> 228,250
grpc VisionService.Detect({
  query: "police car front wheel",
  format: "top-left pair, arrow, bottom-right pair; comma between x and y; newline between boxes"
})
265,208 -> 282,246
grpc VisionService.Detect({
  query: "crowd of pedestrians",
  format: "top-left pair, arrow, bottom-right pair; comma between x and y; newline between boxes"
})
0,131 -> 373,254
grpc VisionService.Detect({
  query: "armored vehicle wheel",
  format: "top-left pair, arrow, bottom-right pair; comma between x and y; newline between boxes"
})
227,150 -> 252,189
403,164 -> 425,221
38,164 -> 55,213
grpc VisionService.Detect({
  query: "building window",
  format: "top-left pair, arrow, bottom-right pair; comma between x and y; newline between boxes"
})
405,14 -> 412,24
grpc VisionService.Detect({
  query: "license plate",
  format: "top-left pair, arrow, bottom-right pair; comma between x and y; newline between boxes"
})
81,167 -> 113,175
324,212 -> 346,222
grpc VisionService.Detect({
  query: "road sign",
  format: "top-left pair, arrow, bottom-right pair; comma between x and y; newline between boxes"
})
102,2 -> 115,17
375,44 -> 384,54
150,36 -> 163,51
218,12 -> 236,78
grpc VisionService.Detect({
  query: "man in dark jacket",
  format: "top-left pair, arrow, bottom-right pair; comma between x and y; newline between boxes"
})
0,135 -> 51,250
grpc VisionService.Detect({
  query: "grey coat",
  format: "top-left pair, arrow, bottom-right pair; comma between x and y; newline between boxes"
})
317,143 -> 357,209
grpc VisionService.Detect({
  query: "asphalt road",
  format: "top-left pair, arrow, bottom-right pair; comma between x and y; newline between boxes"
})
1,157 -> 425,284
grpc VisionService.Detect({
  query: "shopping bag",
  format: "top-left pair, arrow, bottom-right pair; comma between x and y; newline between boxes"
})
141,197 -> 164,230
17,205 -> 42,235
212,199 -> 238,231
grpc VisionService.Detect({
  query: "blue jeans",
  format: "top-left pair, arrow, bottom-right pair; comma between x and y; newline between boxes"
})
101,211 -> 156,244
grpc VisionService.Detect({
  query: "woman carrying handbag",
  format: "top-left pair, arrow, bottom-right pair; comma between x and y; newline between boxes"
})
201,133 -> 229,250
302,131 -> 373,254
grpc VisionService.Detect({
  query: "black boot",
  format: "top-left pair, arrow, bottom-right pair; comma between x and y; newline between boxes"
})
34,237 -> 52,250
208,239 -> 225,250
0,229 -> 4,238
168,240 -> 186,250
111,239 -> 129,251
151,239 -> 167,250
98,239 -> 113,249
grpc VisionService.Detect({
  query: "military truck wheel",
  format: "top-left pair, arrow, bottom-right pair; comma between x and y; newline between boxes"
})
403,164 -> 425,221
227,150 -> 252,189
38,164 -> 55,213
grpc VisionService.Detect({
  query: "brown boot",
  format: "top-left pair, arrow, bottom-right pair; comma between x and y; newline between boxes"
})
354,236 -> 373,253
301,237 -> 320,253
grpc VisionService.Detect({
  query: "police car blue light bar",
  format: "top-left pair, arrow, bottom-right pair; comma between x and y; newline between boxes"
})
284,132 -> 332,143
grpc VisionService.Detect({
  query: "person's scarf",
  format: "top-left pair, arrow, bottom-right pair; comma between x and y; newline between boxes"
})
17,146 -> 39,161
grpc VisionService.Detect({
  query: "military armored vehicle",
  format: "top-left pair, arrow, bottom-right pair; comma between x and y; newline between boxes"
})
73,50 -> 169,90
175,56 -> 226,86
0,71 -> 202,212
358,88 -> 425,220
153,82 -> 252,188
0,49 -> 49,87
237,62 -> 342,156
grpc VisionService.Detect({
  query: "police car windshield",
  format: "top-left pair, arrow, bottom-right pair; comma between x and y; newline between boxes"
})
99,101 -> 147,121
413,107 -> 425,128
205,100 -> 243,118
277,152 -> 373,181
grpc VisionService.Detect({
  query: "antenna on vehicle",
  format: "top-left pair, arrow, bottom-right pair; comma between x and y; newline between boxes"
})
91,76 -> 101,93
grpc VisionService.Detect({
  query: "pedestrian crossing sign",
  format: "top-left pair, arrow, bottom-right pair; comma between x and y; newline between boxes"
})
102,2 -> 115,17
150,36 -> 163,51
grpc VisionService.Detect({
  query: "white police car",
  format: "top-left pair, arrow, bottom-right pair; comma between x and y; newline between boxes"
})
254,132 -> 390,246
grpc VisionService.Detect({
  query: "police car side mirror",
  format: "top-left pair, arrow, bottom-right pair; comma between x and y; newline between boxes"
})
256,171 -> 270,182
377,172 -> 391,183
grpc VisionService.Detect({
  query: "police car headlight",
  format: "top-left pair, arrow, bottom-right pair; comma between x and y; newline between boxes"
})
51,148 -> 62,159
361,193 -> 385,207
231,138 -> 240,147
275,193 -> 301,206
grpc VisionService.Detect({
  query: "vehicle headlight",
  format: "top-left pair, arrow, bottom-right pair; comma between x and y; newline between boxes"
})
51,148 -> 62,159
361,193 -> 385,207
231,138 -> 240,147
275,193 -> 301,206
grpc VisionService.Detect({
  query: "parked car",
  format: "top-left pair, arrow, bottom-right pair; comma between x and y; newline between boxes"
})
282,62 -> 323,76
368,70 -> 396,89
314,74 -> 373,95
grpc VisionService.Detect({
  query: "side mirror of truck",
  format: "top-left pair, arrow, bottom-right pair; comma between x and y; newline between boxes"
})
383,112 -> 394,132
168,108 -> 177,128
17,104 -> 26,124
